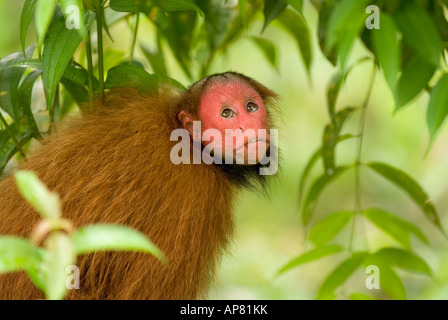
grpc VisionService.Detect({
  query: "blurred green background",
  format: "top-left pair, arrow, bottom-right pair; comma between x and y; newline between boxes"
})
1,0 -> 448,299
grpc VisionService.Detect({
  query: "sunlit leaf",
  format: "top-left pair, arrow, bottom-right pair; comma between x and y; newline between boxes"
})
0,236 -> 43,273
14,170 -> 61,220
105,64 -> 185,93
309,211 -> 354,246
285,0 -> 303,12
394,0 -> 442,67
20,0 -> 38,56
317,252 -> 369,299
73,224 -> 166,262
427,74 -> 448,145
349,292 -> 376,300
326,0 -> 370,69
366,162 -> 442,230
238,0 -> 247,27
44,232 -> 75,300
374,265 -> 406,300
372,14 -> 400,93
277,245 -> 344,276
35,0 -> 57,47
363,208 -> 428,248
42,11 -> 95,111
302,166 -> 350,225
368,248 -> 431,276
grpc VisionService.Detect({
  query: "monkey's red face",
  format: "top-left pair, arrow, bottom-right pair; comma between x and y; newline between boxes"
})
197,82 -> 270,164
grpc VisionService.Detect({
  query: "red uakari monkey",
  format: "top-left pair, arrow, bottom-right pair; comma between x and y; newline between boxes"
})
0,71 -> 278,299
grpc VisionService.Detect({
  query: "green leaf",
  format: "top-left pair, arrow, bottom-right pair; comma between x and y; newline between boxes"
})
309,211 -> 354,246
326,0 -> 370,68
0,46 -> 35,120
394,0 -> 442,67
140,44 -> 167,76
375,265 -> 407,300
368,248 -> 432,275
396,56 -> 436,109
73,224 -> 166,262
262,0 -> 287,32
44,232 -> 75,300
427,74 -> 448,145
317,252 -> 369,299
110,0 -> 203,15
238,0 -> 247,27
363,208 -> 428,248
316,0 -> 338,65
277,245 -> 344,276
349,292 -> 376,300
326,72 -> 342,119
34,0 -> 57,47
17,70 -> 42,136
0,131 -> 34,175
302,166 -> 350,225
366,162 -> 442,229
109,0 -> 154,13
277,8 -> 312,78
285,0 -> 303,12
20,0 -> 38,56
372,14 -> 400,93
0,236 -> 43,273
160,0 -> 203,16
42,11 -> 95,111
252,37 -> 277,71
322,107 -> 355,174
105,64 -> 185,93
14,170 -> 61,220
299,134 -> 356,211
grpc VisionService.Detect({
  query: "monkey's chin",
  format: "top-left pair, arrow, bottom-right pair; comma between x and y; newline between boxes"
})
233,141 -> 269,166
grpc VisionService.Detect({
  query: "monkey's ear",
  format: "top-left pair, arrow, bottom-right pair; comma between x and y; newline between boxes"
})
178,111 -> 194,136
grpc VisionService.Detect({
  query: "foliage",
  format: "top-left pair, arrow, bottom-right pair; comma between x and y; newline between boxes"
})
0,0 -> 447,300
0,170 -> 164,300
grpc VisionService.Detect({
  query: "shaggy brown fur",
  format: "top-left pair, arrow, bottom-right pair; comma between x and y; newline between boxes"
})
0,72 -> 277,300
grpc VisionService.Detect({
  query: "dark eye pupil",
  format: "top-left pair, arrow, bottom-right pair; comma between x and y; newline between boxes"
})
222,109 -> 232,118
247,102 -> 258,112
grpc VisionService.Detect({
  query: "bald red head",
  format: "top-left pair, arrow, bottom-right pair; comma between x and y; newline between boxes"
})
179,80 -> 270,164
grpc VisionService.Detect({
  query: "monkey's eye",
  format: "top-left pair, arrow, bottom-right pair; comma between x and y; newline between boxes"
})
246,102 -> 259,113
221,108 -> 235,119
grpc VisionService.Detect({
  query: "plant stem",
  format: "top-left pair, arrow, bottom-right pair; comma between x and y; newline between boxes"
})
86,30 -> 94,103
129,12 -> 140,64
349,62 -> 377,252
0,110 -> 26,159
96,1 -> 105,99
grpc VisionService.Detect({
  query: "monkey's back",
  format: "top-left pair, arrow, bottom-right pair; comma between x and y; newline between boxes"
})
0,89 -> 234,299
